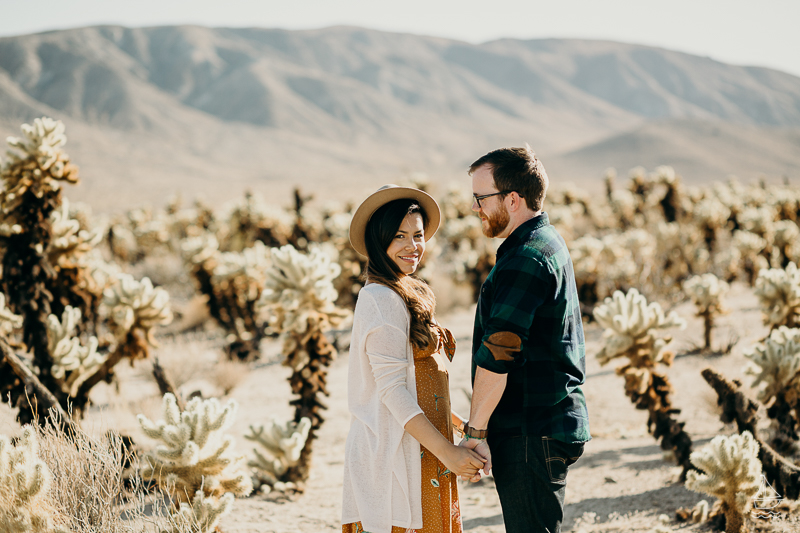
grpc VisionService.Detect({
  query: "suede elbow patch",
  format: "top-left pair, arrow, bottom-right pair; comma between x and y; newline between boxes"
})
483,331 -> 522,362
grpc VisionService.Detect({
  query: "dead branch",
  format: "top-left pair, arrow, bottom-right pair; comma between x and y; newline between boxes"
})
0,336 -> 78,433
701,367 -> 800,500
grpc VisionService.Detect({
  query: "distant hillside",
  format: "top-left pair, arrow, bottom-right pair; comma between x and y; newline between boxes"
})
1,25 -> 799,209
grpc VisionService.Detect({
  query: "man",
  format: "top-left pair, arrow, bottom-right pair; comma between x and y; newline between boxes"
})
458,146 -> 590,533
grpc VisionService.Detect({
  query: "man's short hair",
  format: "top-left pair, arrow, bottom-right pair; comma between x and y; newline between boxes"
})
469,145 -> 549,212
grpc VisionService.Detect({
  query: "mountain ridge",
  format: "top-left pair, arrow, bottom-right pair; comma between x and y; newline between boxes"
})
1,25 -> 799,210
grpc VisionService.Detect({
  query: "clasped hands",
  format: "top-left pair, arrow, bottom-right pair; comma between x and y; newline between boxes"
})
457,437 -> 491,482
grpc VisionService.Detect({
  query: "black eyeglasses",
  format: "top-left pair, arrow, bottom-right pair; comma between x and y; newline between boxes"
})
473,190 -> 519,209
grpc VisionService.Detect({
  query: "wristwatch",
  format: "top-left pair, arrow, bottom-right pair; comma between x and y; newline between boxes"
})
463,423 -> 488,440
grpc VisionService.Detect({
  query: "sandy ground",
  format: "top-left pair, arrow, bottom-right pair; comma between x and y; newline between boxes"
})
2,281 -> 799,532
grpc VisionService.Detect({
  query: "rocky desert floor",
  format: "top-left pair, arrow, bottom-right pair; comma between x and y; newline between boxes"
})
2,281 -> 799,532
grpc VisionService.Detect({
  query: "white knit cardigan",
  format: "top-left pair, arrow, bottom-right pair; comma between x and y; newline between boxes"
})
341,283 -> 424,533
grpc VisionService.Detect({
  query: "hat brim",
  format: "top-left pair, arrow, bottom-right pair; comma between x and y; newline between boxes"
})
349,185 -> 441,258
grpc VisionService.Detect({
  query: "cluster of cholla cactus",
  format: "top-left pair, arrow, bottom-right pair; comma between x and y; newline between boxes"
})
257,244 -> 350,485
182,236 -> 271,359
559,167 -> 800,313
245,417 -> 311,491
744,326 -> 800,453
683,273 -> 729,352
137,393 -> 252,502
594,288 -> 694,475
754,262 -> 800,330
0,117 -> 175,425
107,197 -> 215,263
0,426 -> 69,533
686,431 -> 763,533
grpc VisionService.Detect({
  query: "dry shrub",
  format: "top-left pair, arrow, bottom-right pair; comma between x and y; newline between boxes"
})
32,413 -> 203,533
36,419 -> 137,533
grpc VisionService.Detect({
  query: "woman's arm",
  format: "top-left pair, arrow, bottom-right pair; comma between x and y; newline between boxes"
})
404,413 -> 485,477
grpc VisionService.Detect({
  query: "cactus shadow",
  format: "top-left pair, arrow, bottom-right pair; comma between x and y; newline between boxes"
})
577,442 -> 664,470
564,484 -> 701,530
462,514 -> 504,529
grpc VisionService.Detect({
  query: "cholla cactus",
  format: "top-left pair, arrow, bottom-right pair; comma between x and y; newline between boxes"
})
0,117 -> 106,425
0,292 -> 23,337
182,235 -> 271,359
773,220 -> 800,267
745,327 -> 800,404
744,327 -> 800,449
693,197 -> 730,252
0,118 -> 78,220
260,245 -> 349,366
218,192 -> 293,252
684,274 -> 729,351
245,417 -> 311,486
754,262 -> 800,330
570,235 -> 605,307
654,166 -> 685,223
686,431 -> 762,533
46,306 -> 105,397
733,230 -> 769,286
739,206 -> 775,243
160,490 -> 234,533
103,274 -> 172,359
47,199 -> 102,269
257,244 -> 350,485
0,427 -> 69,533
609,189 -> 637,228
595,288 -> 686,369
594,289 -> 692,475
320,209 -> 366,308
138,393 -> 252,502
654,221 -> 708,288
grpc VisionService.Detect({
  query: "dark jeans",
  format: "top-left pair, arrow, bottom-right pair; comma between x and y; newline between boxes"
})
489,435 -> 584,533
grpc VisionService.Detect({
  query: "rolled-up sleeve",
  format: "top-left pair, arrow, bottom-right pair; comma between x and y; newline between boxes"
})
474,254 -> 550,374
365,323 -> 423,427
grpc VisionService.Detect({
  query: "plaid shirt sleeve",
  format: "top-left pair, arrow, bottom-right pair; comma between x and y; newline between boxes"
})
473,252 -> 551,374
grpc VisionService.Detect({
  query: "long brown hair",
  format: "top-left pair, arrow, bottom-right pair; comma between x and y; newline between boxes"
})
363,199 -> 436,350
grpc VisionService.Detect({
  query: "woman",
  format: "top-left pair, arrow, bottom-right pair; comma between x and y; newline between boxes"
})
342,185 -> 485,533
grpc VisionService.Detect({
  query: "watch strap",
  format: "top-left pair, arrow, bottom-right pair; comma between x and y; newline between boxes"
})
463,423 -> 488,440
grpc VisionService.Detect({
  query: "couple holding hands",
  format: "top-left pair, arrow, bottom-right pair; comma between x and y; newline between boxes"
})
341,146 -> 591,533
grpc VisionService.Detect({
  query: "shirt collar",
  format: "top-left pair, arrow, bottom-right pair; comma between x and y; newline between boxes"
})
496,212 -> 550,259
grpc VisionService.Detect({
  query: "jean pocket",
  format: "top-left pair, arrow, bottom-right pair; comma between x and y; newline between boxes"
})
541,437 -> 584,485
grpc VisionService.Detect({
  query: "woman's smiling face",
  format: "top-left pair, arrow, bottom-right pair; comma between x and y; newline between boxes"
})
386,212 -> 425,276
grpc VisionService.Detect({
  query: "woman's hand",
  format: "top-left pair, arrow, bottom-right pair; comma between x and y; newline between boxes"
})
439,443 -> 486,478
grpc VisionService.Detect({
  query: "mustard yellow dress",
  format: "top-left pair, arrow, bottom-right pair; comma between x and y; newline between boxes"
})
343,326 -> 463,533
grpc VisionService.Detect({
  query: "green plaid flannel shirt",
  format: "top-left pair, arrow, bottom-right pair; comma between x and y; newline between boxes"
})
471,213 -> 591,443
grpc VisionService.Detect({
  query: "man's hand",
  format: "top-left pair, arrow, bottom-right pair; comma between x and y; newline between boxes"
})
440,443 -> 486,478
458,437 -> 492,481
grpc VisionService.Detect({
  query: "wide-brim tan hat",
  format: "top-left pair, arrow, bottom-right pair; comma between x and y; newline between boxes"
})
349,184 -> 441,257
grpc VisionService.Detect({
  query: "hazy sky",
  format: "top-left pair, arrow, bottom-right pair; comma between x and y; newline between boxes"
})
2,0 -> 799,77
